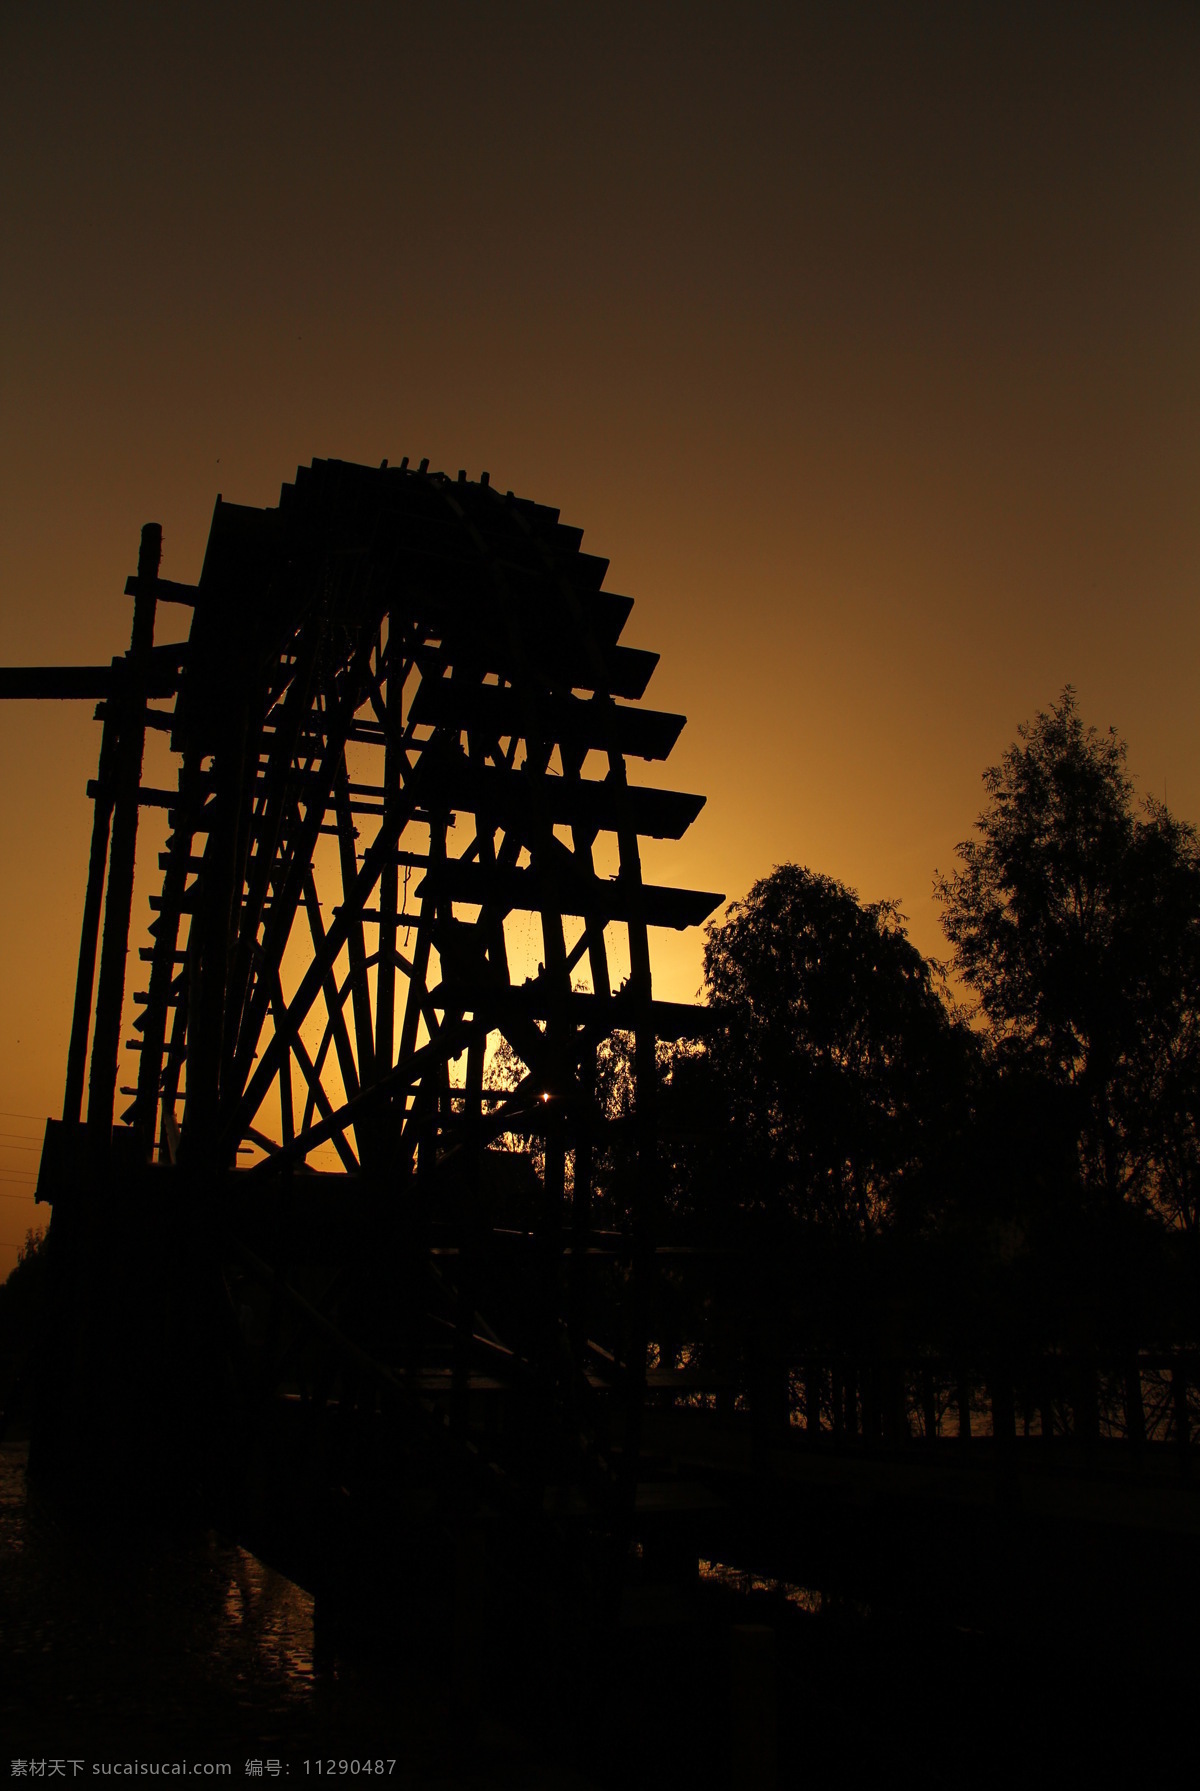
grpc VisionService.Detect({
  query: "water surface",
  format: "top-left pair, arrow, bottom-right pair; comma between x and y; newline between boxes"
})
1,1441 -> 591,1785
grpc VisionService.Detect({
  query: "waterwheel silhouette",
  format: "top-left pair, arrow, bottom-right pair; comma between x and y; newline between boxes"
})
37,458 -> 721,1605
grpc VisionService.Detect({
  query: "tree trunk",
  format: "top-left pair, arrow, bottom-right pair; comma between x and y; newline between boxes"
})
1038,1361 -> 1055,1447
1172,1359 -> 1190,1481
861,1360 -> 880,1443
805,1363 -> 822,1436
921,1368 -> 938,1444
989,1373 -> 1016,1446
1074,1357 -> 1100,1463
1124,1358 -> 1146,1462
881,1359 -> 907,1448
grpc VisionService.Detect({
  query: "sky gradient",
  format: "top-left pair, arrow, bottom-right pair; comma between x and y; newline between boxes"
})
2,2 -> 1199,1272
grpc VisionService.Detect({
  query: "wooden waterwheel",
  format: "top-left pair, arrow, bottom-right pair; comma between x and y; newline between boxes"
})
24,458 -> 722,1623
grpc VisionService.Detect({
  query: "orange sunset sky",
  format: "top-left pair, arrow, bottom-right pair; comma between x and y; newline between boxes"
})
2,3 -> 1199,1274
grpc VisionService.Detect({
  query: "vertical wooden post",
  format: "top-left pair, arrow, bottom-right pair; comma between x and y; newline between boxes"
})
86,524 -> 160,1155
374,724 -> 399,1077
533,806 -> 570,1454
539,1100 -> 567,1395
156,974 -> 189,1162
452,1030 -> 485,1440
921,1367 -> 938,1444
1172,1358 -> 1190,1480
62,666 -> 121,1124
1124,1357 -> 1146,1461
404,1087 -> 437,1383
843,1365 -> 858,1440
132,753 -> 200,1153
804,1362 -> 822,1436
181,707 -> 250,1159
569,1040 -> 596,1357
334,762 -> 376,1092
611,755 -> 656,1498
955,1373 -> 972,1447
568,789 -> 608,1358
1038,1358 -> 1056,1446
397,814 -> 441,1064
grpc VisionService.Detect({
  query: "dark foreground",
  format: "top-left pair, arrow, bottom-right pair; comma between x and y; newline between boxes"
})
2,1435 -> 1194,1787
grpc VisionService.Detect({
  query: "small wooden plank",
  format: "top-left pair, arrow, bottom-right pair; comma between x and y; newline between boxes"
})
0,666 -> 115,700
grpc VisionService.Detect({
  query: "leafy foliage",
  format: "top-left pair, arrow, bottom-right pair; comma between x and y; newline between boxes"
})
936,687 -> 1200,1225
701,864 -> 970,1237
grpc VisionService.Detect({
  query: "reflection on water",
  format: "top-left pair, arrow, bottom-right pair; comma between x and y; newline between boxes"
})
220,1548 -> 314,1688
698,1555 -> 824,1613
1,1440 -> 324,1751
1,1441 -> 598,1785
698,1557 -> 872,1624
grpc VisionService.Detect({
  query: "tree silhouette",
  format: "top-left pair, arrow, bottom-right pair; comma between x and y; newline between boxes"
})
664,867 -> 972,1434
935,687 -> 1200,1230
701,864 -> 969,1240
0,1226 -> 49,1429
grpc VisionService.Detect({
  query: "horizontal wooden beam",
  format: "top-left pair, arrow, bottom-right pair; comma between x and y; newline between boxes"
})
408,677 -> 686,761
427,760 -> 705,840
430,981 -> 714,1038
0,666 -> 115,700
125,574 -> 202,606
0,654 -> 185,701
416,858 -> 723,929
417,639 -> 657,703
87,780 -> 177,808
412,581 -> 634,651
